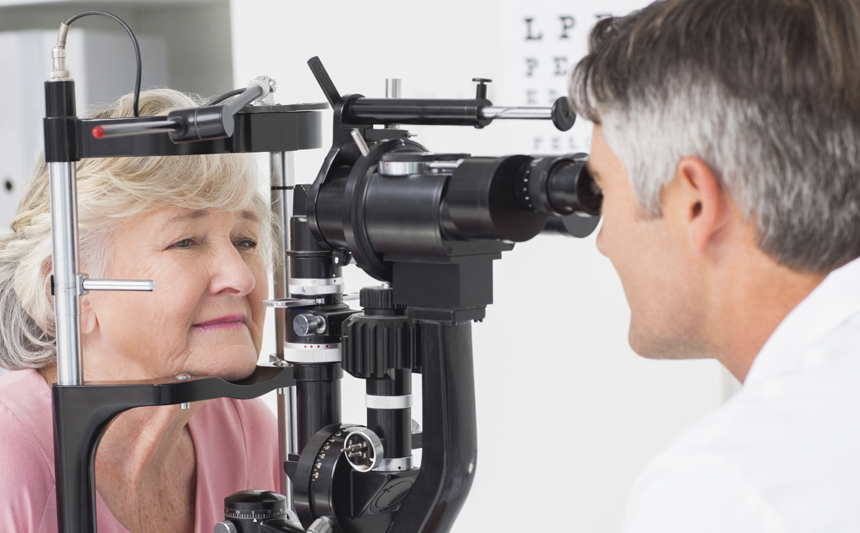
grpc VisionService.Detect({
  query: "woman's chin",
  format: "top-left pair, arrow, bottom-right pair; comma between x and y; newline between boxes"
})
183,344 -> 260,381
220,361 -> 258,381
219,352 -> 260,381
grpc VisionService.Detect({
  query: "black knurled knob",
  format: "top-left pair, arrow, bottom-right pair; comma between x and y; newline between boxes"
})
360,286 -> 405,313
224,490 -> 286,522
344,286 -> 418,378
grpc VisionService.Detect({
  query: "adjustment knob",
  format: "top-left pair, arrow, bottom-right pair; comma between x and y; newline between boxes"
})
551,96 -> 576,132
214,521 -> 238,533
359,286 -> 404,314
308,516 -> 335,533
343,287 -> 417,378
294,313 -> 327,336
219,490 -> 287,533
472,78 -> 492,99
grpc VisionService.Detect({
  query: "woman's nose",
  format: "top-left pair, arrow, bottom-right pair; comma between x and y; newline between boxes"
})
208,242 -> 256,296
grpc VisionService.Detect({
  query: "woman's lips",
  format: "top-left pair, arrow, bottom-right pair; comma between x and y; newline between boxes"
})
192,314 -> 247,331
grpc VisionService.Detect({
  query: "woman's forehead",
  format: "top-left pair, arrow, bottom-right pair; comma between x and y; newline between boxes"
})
151,206 -> 260,231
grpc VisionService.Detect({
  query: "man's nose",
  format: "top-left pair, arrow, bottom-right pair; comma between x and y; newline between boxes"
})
208,243 -> 256,296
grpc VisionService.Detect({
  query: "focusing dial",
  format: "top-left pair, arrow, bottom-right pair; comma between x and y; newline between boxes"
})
342,287 -> 418,378
218,490 -> 303,533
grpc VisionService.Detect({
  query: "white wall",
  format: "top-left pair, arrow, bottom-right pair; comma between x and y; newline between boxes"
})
0,0 -> 235,233
0,28 -> 168,232
232,1 -> 725,532
0,1 -> 235,96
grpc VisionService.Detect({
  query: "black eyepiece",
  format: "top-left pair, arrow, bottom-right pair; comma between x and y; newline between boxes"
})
546,158 -> 602,217
516,153 -> 602,218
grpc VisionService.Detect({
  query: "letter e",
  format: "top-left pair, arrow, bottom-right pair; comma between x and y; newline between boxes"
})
553,57 -> 569,76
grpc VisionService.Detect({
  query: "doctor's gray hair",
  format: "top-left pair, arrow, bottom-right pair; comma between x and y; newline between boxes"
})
569,0 -> 860,273
0,89 -> 271,371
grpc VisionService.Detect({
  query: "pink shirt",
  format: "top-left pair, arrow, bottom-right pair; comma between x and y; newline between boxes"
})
0,369 -> 281,533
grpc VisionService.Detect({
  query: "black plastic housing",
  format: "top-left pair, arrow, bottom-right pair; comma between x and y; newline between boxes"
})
47,103 -> 325,162
167,105 -> 234,142
345,97 -> 492,128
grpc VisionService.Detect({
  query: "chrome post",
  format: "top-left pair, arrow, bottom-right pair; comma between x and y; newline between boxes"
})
80,279 -> 155,292
479,106 -> 554,120
49,162 -> 84,387
271,150 -> 297,508
48,163 -> 157,387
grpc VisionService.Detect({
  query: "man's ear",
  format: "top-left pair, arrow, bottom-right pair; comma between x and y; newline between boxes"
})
674,157 -> 726,255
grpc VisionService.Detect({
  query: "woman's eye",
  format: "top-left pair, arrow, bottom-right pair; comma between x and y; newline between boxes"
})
170,238 -> 195,249
236,239 -> 258,250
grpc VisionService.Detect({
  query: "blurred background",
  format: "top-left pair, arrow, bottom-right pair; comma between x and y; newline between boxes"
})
0,0 -> 739,530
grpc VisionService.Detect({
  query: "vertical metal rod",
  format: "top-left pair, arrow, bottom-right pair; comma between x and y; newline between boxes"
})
49,162 -> 83,386
385,78 -> 402,99
271,151 -> 296,508
290,385 -> 298,450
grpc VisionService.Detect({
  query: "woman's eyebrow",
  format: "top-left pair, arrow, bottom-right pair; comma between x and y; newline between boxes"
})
163,209 -> 259,226
165,209 -> 209,225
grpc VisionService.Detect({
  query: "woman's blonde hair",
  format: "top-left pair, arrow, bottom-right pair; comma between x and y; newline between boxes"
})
0,88 -> 272,370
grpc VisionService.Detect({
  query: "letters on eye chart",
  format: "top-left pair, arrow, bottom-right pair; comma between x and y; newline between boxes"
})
502,5 -> 613,154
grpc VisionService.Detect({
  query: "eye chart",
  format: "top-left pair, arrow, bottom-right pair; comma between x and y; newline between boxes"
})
501,1 -> 645,154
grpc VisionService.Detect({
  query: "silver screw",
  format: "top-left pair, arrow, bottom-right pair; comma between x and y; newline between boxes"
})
176,374 -> 190,410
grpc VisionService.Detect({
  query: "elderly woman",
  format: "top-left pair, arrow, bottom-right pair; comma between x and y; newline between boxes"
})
0,89 -> 281,532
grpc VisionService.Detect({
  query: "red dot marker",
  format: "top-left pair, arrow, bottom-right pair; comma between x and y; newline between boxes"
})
92,126 -> 105,139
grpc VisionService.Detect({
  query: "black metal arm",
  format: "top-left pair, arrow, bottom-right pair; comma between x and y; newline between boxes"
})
53,366 -> 296,533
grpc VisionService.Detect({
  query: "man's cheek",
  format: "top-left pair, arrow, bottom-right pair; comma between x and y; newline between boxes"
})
596,224 -> 608,257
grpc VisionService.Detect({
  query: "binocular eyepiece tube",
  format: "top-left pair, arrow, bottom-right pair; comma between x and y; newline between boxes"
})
310,144 -> 602,281
517,153 -> 602,218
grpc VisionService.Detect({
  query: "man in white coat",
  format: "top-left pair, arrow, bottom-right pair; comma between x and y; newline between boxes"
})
569,0 -> 860,530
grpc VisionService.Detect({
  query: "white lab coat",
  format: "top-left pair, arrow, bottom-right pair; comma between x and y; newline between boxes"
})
625,256 -> 860,532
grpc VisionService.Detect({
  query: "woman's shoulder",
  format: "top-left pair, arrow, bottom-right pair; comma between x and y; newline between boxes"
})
0,370 -> 58,532
0,369 -> 54,465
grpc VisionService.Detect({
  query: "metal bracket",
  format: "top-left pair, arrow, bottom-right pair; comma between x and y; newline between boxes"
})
76,274 -> 155,295
265,298 -> 325,308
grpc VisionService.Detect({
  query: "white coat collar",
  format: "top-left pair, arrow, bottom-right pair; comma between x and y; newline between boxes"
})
744,256 -> 860,387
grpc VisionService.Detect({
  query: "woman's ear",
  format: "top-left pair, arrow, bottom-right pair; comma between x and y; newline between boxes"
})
80,296 -> 98,335
43,262 -> 98,334
42,261 -> 53,305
